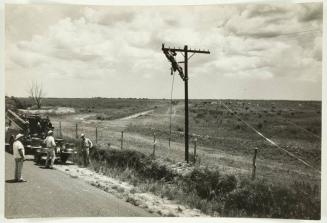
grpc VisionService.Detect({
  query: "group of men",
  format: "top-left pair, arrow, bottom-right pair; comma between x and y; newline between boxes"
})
12,131 -> 93,183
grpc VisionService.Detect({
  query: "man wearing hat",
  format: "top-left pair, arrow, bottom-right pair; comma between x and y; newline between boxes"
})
80,133 -> 93,167
44,130 -> 56,169
13,133 -> 26,182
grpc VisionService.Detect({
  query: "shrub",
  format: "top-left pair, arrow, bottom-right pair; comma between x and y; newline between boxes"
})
147,162 -> 175,181
271,185 -> 297,218
271,181 -> 320,219
257,123 -> 263,130
184,169 -> 237,201
217,175 -> 237,195
89,149 -> 176,182
87,148 -> 320,219
209,110 -> 216,116
186,168 -> 221,199
196,113 -> 205,119
224,179 -> 274,217
224,179 -> 320,219
12,97 -> 26,109
96,115 -> 105,120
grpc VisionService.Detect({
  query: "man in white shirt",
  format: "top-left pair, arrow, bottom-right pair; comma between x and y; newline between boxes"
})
13,133 -> 26,182
80,133 -> 93,167
43,130 -> 56,169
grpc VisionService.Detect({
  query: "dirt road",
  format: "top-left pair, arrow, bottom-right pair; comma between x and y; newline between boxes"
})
5,153 -> 155,218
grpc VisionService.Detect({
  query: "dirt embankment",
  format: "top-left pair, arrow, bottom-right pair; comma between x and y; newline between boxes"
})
55,164 -> 205,217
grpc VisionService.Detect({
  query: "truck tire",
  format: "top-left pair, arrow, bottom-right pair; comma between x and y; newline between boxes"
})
60,154 -> 68,164
34,153 -> 41,164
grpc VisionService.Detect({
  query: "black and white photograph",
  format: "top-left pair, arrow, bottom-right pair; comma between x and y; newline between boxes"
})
2,0 -> 325,221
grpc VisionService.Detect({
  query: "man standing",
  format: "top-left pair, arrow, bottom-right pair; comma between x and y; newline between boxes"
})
44,130 -> 56,169
80,133 -> 93,167
13,133 -> 26,182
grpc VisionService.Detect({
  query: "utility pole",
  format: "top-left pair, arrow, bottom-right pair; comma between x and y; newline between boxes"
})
162,43 -> 210,163
184,45 -> 189,163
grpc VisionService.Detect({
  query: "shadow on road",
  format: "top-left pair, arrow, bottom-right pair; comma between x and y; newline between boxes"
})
39,166 -> 54,170
58,162 -> 75,166
34,162 -> 75,167
6,179 -> 27,183
34,162 -> 45,166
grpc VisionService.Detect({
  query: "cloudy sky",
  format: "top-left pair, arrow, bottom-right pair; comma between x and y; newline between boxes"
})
5,2 -> 323,100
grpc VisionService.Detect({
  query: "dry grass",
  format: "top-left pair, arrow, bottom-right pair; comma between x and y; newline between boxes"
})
75,147 -> 320,219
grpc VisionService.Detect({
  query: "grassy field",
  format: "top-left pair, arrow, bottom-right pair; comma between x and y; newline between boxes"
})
6,97 -> 168,120
124,99 -> 321,185
5,97 -> 321,185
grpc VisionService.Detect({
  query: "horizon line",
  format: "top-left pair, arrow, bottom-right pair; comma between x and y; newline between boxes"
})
5,96 -> 322,102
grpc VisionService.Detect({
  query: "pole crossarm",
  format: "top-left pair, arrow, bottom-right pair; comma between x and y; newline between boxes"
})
162,44 -> 210,54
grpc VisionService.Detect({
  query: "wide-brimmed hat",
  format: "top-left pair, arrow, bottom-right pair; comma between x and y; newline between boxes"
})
15,133 -> 24,140
48,130 -> 53,135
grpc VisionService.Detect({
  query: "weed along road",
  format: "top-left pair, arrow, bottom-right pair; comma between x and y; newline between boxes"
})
5,153 -> 155,218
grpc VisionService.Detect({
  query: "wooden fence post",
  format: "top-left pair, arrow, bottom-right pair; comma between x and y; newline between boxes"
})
59,121 -> 62,138
193,137 -> 197,164
75,123 -> 78,139
152,132 -> 156,158
121,131 -> 124,150
252,147 -> 259,180
95,127 -> 98,144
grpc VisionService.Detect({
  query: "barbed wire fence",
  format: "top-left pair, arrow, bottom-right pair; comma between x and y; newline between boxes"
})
52,121 -> 178,160
51,120 -> 215,168
51,117 -> 320,184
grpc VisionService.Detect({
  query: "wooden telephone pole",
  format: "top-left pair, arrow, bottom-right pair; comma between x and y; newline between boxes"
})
162,43 -> 210,163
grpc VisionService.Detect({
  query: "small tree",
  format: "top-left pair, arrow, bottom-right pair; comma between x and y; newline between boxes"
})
29,81 -> 44,109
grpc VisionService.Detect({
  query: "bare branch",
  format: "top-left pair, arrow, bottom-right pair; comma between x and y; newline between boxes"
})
29,81 -> 45,109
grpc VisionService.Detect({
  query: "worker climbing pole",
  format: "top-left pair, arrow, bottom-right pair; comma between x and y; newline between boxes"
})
162,43 -> 210,163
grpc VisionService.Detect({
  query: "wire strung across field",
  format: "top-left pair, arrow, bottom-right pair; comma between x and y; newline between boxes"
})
168,72 -> 176,147
220,102 -> 320,174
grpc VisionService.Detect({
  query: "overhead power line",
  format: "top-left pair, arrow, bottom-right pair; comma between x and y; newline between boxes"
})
220,102 -> 320,174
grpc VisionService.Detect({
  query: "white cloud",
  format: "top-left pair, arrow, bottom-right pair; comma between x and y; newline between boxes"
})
5,3 -> 323,99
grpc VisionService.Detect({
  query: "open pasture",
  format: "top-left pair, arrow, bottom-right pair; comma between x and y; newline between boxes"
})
7,97 -> 321,186
126,99 -> 321,186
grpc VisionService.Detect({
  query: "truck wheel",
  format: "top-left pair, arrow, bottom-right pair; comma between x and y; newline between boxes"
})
34,153 -> 41,164
61,155 -> 68,164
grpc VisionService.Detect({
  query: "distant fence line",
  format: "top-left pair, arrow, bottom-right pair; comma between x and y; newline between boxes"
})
52,120 -> 205,165
53,120 -> 219,143
51,119 -> 320,183
52,120 -> 264,179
